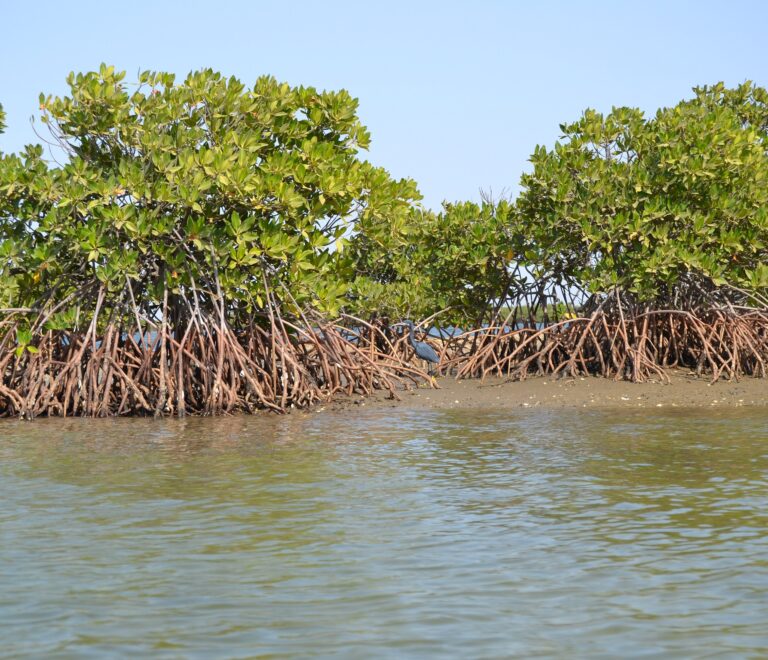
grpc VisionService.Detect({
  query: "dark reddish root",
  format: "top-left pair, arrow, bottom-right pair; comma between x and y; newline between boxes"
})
442,308 -> 768,383
6,290 -> 766,417
0,313 -> 433,419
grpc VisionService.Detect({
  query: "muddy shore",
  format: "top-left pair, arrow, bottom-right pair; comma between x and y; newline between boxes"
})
325,369 -> 768,413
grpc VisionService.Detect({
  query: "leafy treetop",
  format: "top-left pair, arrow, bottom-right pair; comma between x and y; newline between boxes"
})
515,82 -> 768,301
0,65 -> 420,325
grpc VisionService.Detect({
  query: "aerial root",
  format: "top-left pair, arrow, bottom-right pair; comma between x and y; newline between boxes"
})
4,298 -> 765,417
0,309 -> 434,419
443,308 -> 768,383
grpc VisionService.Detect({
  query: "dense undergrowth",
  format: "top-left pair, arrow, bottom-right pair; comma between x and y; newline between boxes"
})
1,69 -> 767,417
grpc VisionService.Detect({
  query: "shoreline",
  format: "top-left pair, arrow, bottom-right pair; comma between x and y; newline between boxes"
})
3,370 -> 766,422
328,369 -> 768,413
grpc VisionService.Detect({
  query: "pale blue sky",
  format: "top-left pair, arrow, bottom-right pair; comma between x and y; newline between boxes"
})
2,0 -> 766,209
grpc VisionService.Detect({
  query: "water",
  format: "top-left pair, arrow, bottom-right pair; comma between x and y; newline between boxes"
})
1,407 -> 768,658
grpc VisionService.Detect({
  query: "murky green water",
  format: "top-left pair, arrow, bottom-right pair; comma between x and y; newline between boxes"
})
1,407 -> 768,658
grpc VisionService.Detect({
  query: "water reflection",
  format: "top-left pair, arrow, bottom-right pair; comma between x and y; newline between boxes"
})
1,408 -> 768,657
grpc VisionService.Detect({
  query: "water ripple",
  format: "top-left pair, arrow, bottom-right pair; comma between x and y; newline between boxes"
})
1,408 -> 768,657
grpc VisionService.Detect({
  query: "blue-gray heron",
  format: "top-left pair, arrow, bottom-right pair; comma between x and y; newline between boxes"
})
400,320 -> 440,373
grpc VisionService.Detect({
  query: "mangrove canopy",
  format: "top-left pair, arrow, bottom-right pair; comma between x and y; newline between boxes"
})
0,66 -> 425,417
1,72 -> 768,417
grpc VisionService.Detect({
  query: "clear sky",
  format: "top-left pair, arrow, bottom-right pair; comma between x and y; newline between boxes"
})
1,0 -> 766,209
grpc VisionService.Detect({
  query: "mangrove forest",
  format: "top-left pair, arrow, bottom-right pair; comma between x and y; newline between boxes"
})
1,67 -> 767,417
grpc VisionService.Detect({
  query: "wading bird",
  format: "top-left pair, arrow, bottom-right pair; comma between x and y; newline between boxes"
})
401,320 -> 440,374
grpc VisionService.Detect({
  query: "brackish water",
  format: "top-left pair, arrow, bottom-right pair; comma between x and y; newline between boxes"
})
1,407 -> 768,658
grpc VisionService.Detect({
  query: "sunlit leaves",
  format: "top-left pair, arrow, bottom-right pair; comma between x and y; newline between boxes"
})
0,66 -> 420,319
516,83 -> 768,300
349,200 -> 516,324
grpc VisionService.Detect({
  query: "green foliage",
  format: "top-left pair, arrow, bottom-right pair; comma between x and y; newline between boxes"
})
1,138 -> 51,308
349,200 -> 517,324
347,82 -> 768,323
0,65 -> 419,323
516,82 -> 768,300
3,74 -> 768,335
14,325 -> 38,357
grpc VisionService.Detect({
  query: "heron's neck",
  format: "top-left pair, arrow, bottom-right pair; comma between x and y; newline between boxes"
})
408,323 -> 416,344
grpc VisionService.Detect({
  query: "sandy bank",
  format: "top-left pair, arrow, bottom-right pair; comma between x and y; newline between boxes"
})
327,369 -> 768,413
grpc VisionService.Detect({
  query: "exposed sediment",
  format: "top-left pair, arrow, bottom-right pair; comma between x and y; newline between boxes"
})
331,369 -> 768,413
